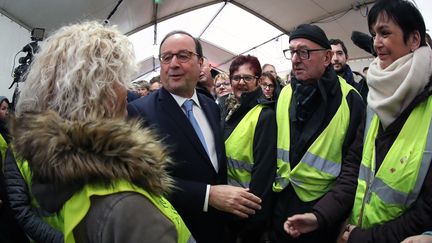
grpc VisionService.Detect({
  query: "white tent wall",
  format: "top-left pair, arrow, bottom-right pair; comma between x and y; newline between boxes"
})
0,12 -> 30,100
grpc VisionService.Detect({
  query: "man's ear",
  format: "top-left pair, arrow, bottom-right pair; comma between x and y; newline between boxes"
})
199,57 -> 204,67
323,50 -> 332,67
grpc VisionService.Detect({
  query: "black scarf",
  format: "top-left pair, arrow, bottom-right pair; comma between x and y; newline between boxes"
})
290,65 -> 337,124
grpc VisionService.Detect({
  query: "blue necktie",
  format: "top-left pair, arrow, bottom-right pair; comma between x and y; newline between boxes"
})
183,99 -> 209,154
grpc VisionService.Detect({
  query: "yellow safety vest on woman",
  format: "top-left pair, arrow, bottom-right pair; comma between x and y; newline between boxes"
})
225,105 -> 264,188
349,97 -> 432,228
62,179 -> 191,243
0,134 -> 7,162
273,77 -> 354,202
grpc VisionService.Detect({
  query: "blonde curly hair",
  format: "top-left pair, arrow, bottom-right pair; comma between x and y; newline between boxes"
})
16,21 -> 137,121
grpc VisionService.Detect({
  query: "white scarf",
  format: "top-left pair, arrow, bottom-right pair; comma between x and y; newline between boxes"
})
367,46 -> 432,129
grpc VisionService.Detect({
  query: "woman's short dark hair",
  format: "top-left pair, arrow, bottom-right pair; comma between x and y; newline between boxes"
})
368,0 -> 426,46
229,55 -> 262,80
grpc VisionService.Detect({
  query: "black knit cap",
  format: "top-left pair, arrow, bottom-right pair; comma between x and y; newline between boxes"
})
289,24 -> 331,49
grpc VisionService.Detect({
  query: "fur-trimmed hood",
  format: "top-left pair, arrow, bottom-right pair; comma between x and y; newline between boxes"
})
11,110 -> 173,196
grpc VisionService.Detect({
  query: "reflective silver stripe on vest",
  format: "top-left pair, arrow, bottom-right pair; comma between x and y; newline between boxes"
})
369,176 -> 408,205
358,163 -> 373,183
277,148 -> 289,163
302,152 -> 341,177
357,163 -> 375,204
275,175 -> 289,188
227,158 -> 253,172
290,176 -> 303,187
359,148 -> 413,205
406,116 -> 432,206
228,178 -> 250,188
360,108 -> 432,207
188,235 -> 196,243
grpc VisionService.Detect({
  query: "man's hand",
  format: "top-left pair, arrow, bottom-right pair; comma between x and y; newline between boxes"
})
337,224 -> 356,243
209,185 -> 261,218
283,213 -> 319,238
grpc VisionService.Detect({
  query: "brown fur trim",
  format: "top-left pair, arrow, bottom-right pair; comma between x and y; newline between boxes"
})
11,110 -> 173,196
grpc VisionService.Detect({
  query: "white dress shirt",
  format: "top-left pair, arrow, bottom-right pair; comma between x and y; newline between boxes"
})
169,90 -> 219,212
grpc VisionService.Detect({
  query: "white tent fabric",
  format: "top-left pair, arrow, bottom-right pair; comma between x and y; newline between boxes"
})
1,0 -> 430,81
126,0 -> 376,80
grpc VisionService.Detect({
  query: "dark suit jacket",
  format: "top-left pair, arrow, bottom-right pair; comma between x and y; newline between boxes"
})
128,87 -> 228,243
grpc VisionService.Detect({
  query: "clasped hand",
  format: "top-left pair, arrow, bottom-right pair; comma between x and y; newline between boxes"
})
209,185 -> 261,218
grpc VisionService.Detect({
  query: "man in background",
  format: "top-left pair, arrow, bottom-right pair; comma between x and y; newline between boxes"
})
330,38 -> 368,102
197,57 -> 217,99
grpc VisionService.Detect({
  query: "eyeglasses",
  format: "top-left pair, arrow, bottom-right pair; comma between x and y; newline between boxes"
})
261,84 -> 275,89
159,50 -> 199,64
231,75 -> 258,82
283,48 -> 328,60
215,81 -> 231,88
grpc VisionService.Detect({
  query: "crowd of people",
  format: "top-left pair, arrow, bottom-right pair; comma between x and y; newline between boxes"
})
1,0 -> 432,242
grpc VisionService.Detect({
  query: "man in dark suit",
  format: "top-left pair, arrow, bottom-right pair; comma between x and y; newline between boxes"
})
128,30 -> 261,243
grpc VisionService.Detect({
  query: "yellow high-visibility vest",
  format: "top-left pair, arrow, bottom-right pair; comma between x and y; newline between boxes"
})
350,97 -> 432,228
273,77 -> 355,202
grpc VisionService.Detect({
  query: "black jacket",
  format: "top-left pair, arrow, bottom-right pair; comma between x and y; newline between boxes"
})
3,148 -> 62,243
10,111 -> 178,243
337,64 -> 368,103
272,65 -> 365,243
0,127 -> 29,243
313,78 -> 432,243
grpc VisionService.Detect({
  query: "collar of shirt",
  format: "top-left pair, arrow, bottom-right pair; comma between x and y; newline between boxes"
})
170,90 -> 202,109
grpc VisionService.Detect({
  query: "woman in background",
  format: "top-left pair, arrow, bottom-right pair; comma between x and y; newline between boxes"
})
214,72 -> 232,114
214,72 -> 232,98
0,96 -> 29,243
260,72 -> 279,101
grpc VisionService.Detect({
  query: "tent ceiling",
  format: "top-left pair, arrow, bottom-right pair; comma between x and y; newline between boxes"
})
0,0 -> 375,80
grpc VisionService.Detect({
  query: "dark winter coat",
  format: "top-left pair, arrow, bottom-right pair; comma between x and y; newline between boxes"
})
10,111 -> 178,243
337,64 -> 368,103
